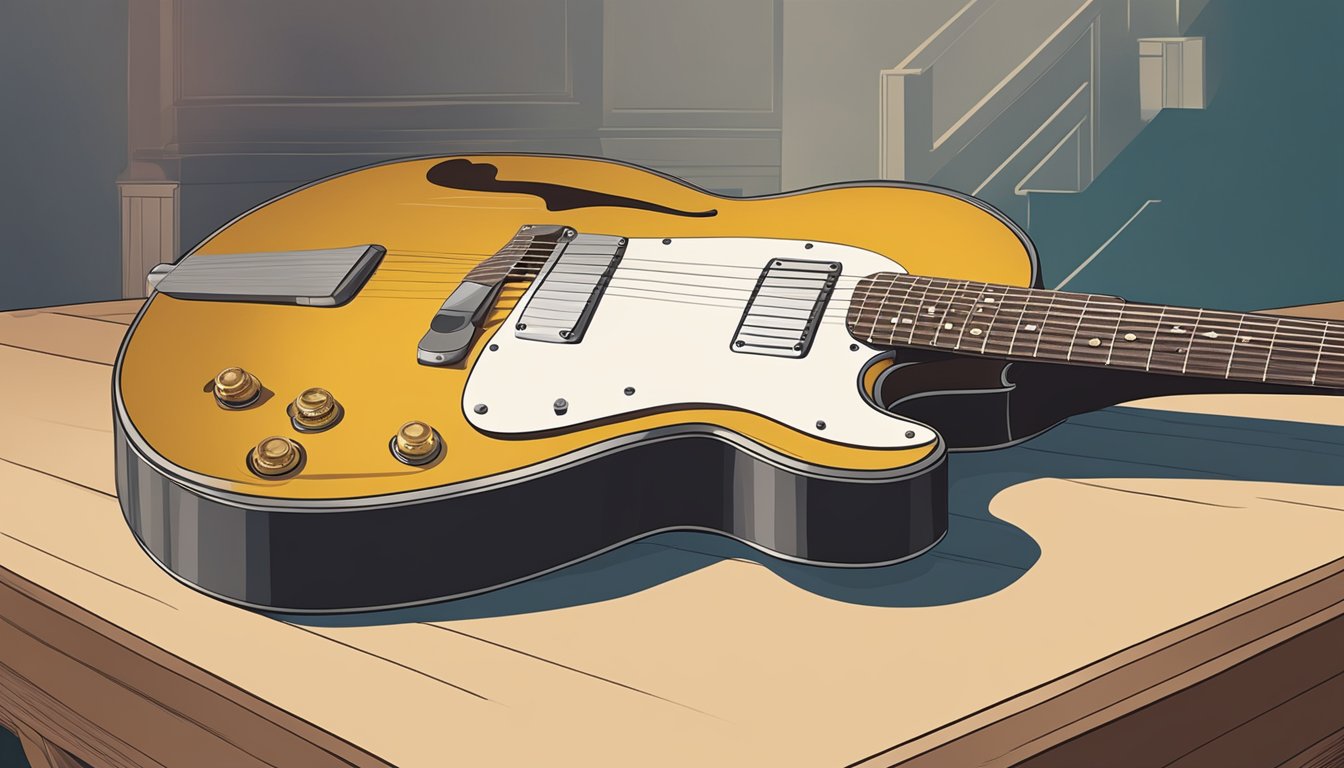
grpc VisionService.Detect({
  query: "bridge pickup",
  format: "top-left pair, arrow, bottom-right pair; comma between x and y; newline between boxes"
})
515,233 -> 627,344
731,258 -> 841,358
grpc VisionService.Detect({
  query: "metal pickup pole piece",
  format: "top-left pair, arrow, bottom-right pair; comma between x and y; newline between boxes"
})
731,258 -> 841,358
514,233 -> 627,345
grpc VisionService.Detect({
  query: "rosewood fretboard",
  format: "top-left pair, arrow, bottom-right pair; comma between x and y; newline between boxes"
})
846,273 -> 1344,390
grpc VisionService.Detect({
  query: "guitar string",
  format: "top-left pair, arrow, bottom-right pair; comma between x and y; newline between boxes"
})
358,284 -> 1344,373
366,253 -> 1344,354
381,249 -> 1340,347
382,250 -> 1339,333
361,286 -> 1344,368
365,276 -> 1344,354
365,283 -> 1344,360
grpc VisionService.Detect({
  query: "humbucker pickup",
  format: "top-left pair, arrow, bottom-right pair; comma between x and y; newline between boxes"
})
514,233 -> 627,344
731,258 -> 841,358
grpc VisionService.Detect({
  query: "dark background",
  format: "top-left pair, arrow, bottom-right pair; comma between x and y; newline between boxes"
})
2,0 -> 127,310
1,1 -> 1339,312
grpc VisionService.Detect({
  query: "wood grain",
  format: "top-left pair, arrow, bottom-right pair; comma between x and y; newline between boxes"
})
0,299 -> 1342,767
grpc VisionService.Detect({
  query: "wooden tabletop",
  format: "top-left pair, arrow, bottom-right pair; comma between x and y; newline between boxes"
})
1,299 -> 1342,768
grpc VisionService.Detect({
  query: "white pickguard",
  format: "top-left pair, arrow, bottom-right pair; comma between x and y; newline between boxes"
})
462,237 -> 937,450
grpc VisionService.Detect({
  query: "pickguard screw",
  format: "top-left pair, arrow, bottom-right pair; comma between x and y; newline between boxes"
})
489,343 -> 499,352
554,398 -> 569,415
805,243 -> 814,249
905,430 -> 916,439
624,386 -> 636,396
662,238 -> 672,245
816,420 -> 827,430
849,343 -> 859,351
474,404 -> 489,414
516,322 -> 527,331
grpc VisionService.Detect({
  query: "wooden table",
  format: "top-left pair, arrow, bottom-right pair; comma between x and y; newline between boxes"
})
1,300 -> 1342,768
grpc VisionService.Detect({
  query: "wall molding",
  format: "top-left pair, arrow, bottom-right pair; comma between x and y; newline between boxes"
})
119,182 -> 179,299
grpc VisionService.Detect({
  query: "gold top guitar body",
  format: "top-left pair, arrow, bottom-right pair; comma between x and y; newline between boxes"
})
114,154 -> 1340,612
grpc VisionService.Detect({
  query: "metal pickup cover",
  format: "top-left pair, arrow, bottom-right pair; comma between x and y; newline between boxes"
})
515,233 -> 627,345
731,258 -> 841,358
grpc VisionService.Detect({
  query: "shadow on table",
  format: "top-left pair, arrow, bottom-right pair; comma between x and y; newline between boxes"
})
281,406 -> 1344,626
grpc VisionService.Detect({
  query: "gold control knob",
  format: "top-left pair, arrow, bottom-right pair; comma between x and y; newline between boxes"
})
392,421 -> 441,465
291,387 -> 341,431
214,367 -> 261,408
249,436 -> 303,477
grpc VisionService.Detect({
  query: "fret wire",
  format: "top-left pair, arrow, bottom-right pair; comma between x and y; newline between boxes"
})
1261,318 -> 1283,382
978,284 -> 1012,354
851,276 -> 882,343
1312,321 -> 1329,385
953,282 -> 991,350
871,275 -> 899,346
1006,285 -> 1032,357
886,275 -> 919,345
1225,313 -> 1250,378
867,274 -> 899,343
931,280 -> 969,347
1065,295 -> 1092,361
905,277 -> 934,345
1104,302 -> 1126,366
1032,292 -> 1059,358
1176,308 -> 1203,374
913,277 -> 960,347
870,275 -> 898,344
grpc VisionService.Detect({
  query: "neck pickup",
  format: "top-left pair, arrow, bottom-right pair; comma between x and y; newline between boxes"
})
731,258 -> 842,358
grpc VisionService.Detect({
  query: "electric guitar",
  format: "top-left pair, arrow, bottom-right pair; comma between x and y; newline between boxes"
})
114,154 -> 1343,612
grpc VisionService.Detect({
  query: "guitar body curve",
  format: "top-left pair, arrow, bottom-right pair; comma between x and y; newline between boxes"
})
114,153 -> 1038,612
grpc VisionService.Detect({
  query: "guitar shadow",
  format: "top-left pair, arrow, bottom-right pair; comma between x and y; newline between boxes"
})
279,406 -> 1344,626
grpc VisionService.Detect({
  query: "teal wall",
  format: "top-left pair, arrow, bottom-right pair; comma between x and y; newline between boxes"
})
1027,1 -> 1343,311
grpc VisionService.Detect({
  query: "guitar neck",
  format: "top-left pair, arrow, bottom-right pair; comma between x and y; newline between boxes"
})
846,273 -> 1344,390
